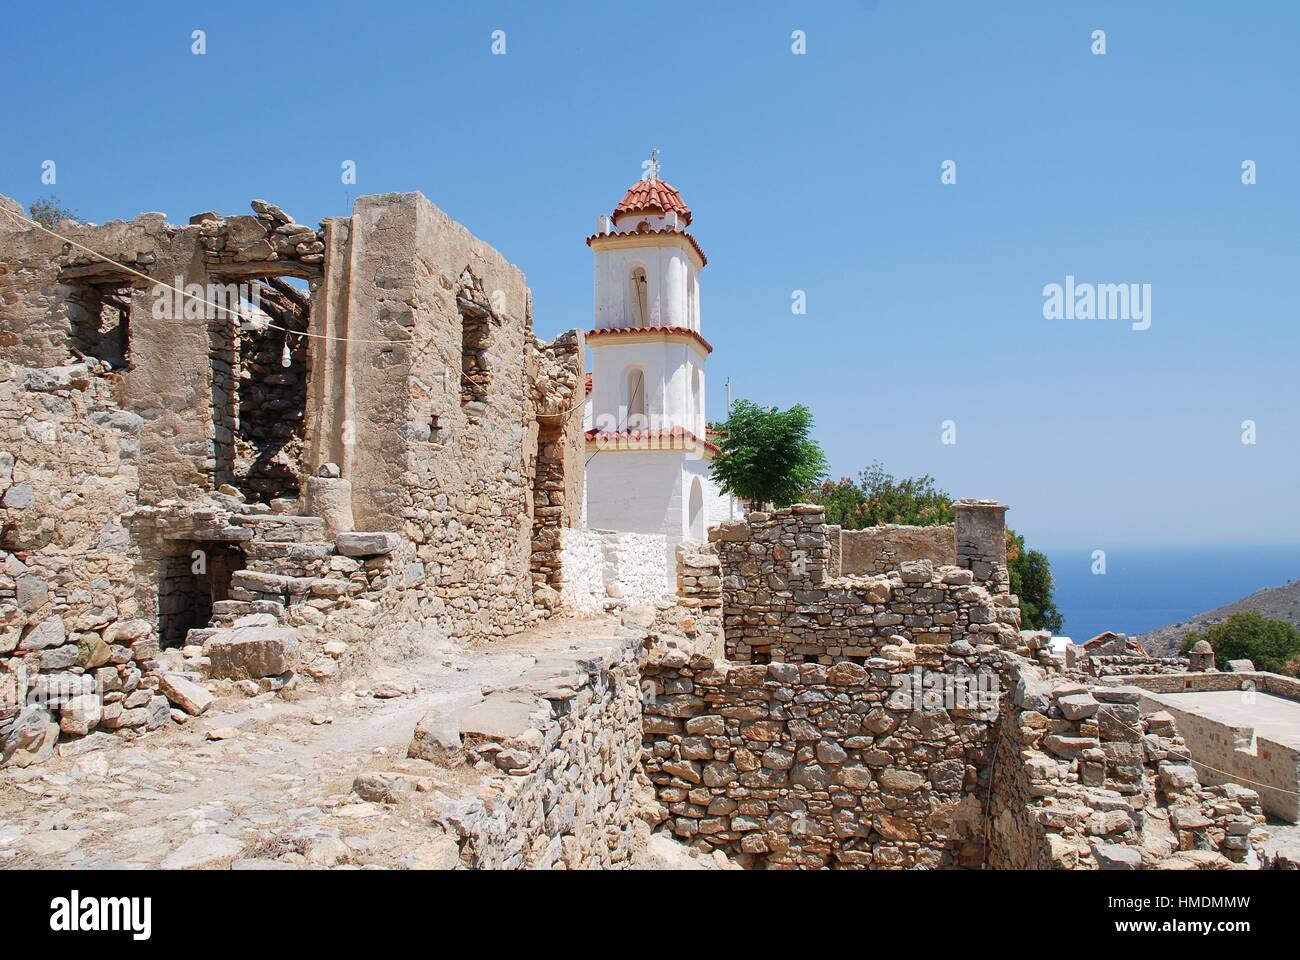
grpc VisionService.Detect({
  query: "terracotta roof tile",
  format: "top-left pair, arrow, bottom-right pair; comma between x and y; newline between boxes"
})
586,325 -> 713,354
613,178 -> 692,225
585,426 -> 719,456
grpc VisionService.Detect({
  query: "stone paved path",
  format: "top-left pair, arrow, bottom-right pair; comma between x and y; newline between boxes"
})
0,613 -> 691,870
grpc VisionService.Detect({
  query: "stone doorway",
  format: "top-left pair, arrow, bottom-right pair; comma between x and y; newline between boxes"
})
157,540 -> 245,648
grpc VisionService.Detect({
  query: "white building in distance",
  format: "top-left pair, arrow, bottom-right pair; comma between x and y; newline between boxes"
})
583,163 -> 731,561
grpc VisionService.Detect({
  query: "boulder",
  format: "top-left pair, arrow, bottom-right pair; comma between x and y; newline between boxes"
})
59,693 -> 102,736
1,705 -> 57,767
879,769 -> 926,792
161,834 -> 245,869
334,531 -> 399,557
16,575 -> 48,612
159,674 -> 214,716
1056,693 -> 1099,721
409,710 -> 464,767
206,625 -> 299,680
18,616 -> 64,652
352,771 -> 415,804
1092,842 -> 1142,870
404,833 -> 461,870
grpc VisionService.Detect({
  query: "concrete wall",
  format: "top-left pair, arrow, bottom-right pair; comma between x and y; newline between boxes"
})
586,450 -> 685,551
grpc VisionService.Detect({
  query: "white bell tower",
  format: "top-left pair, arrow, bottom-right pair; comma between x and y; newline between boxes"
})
583,155 -> 727,562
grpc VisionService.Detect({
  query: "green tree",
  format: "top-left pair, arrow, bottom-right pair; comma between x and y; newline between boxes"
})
807,464 -> 1064,633
1007,529 -> 1064,633
29,196 -> 78,228
1178,612 -> 1300,674
811,462 -> 955,528
709,400 -> 828,509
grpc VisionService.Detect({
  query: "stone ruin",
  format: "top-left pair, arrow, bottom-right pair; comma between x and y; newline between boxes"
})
1,191 -> 585,762
641,504 -> 1284,869
1,190 -> 1293,869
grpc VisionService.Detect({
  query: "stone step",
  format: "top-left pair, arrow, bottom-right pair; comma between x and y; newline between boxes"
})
231,514 -> 328,543
206,622 -> 299,680
243,540 -> 336,564
230,569 -> 297,595
228,568 -> 350,605
211,600 -> 252,618
334,531 -> 400,557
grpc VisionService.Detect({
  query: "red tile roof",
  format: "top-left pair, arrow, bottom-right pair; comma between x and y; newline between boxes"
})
585,426 -> 719,456
586,325 -> 713,354
613,178 -> 692,225
585,226 -> 707,266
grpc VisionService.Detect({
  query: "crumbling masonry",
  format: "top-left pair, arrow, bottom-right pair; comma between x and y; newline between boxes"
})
0,191 -> 584,762
640,503 -> 1276,869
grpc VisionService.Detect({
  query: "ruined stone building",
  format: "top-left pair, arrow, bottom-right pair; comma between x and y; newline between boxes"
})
1,191 -> 585,755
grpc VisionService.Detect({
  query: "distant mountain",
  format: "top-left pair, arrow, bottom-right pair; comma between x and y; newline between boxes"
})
1140,578 -> 1300,657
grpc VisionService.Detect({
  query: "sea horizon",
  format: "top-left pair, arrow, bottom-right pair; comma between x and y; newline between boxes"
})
1041,541 -> 1300,643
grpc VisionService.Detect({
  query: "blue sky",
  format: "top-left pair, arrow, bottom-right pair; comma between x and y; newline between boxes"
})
3,1 -> 1297,552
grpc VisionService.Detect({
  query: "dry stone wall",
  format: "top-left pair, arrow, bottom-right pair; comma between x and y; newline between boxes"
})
642,505 -> 1021,868
642,639 -> 1000,868
836,524 -> 955,576
412,631 -> 651,868
715,506 -> 1020,663
675,541 -> 721,616
641,504 -> 1273,870
302,193 -> 585,642
1097,671 -> 1300,822
0,358 -> 155,765
987,653 -> 1268,869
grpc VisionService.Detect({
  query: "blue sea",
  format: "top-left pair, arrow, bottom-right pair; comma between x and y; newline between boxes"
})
1043,544 -> 1300,642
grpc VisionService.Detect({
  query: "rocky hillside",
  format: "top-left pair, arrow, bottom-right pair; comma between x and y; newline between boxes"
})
1140,578 -> 1300,657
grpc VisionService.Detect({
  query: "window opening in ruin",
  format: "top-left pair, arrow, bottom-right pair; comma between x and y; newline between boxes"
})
157,541 -> 244,648
457,267 -> 494,406
430,413 -> 445,444
220,274 -> 313,503
751,647 -> 771,664
530,420 -> 565,593
67,279 -> 135,369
